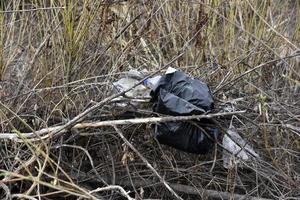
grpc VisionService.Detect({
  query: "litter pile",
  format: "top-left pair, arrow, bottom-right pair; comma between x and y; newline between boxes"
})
150,70 -> 219,154
113,67 -> 259,167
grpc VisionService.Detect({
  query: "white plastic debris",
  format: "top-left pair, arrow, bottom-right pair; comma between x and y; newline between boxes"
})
222,126 -> 259,169
143,67 -> 177,90
112,69 -> 151,108
113,77 -> 150,98
143,76 -> 161,90
112,67 -> 178,105
123,69 -> 147,80
165,66 -> 177,74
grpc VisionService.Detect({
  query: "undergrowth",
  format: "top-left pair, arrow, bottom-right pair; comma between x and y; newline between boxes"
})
0,0 -> 299,199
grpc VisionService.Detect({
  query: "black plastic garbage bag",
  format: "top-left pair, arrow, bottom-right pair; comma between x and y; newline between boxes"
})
150,71 -> 219,154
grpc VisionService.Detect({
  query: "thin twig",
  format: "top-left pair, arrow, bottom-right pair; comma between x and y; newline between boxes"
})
11,22 -> 62,108
214,53 -> 300,93
113,125 -> 183,200
11,194 -> 37,200
90,185 -> 134,200
53,144 -> 108,186
0,7 -> 65,13
0,182 -> 11,200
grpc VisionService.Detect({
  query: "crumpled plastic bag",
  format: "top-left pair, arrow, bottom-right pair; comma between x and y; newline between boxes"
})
222,126 -> 259,169
113,77 -> 150,99
150,70 -> 219,154
113,69 -> 150,99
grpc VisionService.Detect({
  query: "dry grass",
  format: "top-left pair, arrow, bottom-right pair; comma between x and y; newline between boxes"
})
0,0 -> 300,199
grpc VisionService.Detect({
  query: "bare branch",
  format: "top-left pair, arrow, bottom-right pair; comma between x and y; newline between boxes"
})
0,111 -> 245,141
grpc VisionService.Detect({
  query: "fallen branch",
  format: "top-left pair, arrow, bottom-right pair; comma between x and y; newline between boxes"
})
169,182 -> 270,200
74,110 -> 245,128
58,170 -> 272,200
0,111 -> 245,141
121,180 -> 271,200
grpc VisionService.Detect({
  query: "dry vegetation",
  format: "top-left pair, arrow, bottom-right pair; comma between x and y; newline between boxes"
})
0,0 -> 300,199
